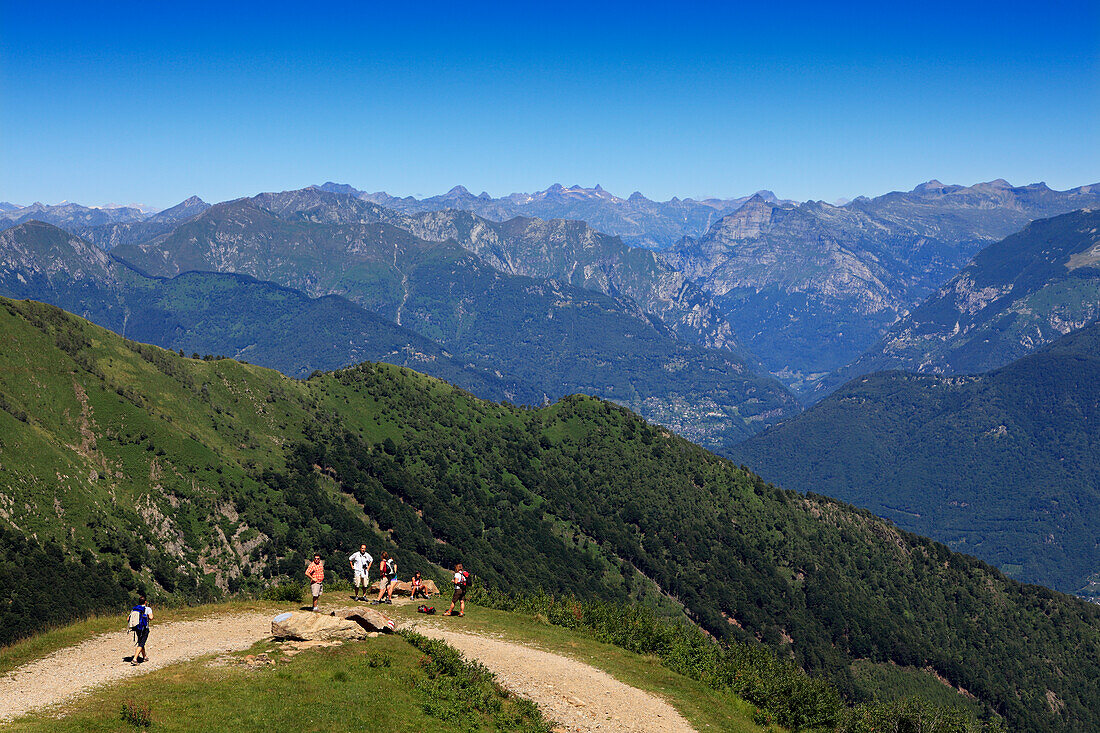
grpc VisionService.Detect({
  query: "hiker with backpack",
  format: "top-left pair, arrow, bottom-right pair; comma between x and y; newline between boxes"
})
127,595 -> 152,666
444,563 -> 469,617
374,552 -> 397,605
348,544 -> 373,602
305,554 -> 325,611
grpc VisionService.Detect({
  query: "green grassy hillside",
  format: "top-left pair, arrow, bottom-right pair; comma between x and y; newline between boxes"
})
733,319 -> 1100,597
0,298 -> 1098,730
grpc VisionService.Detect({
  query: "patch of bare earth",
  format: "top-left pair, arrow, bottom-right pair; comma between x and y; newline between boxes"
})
413,625 -> 694,733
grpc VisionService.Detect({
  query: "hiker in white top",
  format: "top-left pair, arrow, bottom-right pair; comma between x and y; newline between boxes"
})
348,544 -> 374,602
127,595 -> 153,666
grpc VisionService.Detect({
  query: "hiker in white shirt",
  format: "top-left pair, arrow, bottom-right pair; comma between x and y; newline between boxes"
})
348,544 -> 374,602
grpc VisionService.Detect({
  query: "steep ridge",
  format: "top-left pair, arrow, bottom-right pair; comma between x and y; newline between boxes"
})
372,207 -> 743,354
0,298 -> 1098,730
111,194 -> 797,446
733,317 -> 1100,597
664,181 -> 1100,391
0,222 -> 530,400
823,209 -> 1100,393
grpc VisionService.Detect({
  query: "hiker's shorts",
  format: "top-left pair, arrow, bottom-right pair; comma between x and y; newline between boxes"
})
311,582 -> 323,597
452,585 -> 467,603
134,627 -> 149,647
354,572 -> 369,586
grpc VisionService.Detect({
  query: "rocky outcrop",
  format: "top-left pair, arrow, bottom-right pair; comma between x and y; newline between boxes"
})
270,608 -> 396,639
271,611 -> 370,640
368,579 -> 440,596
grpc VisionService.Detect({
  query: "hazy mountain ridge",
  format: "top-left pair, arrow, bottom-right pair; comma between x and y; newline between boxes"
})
0,201 -> 150,228
319,181 -> 790,250
0,221 -> 529,399
5,195 -> 211,251
734,317 -> 1100,598
819,209 -> 1100,392
107,194 -> 799,445
665,180 -> 1100,391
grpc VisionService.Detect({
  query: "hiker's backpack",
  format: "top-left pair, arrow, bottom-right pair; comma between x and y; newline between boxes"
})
128,605 -> 148,631
418,605 -> 436,615
386,560 -> 397,579
456,570 -> 470,587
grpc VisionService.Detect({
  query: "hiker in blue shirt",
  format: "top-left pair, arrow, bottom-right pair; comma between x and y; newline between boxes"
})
128,595 -> 152,666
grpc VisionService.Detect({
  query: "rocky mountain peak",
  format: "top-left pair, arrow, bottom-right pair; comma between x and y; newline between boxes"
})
913,179 -> 948,193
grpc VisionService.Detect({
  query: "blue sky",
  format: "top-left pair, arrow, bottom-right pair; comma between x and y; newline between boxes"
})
2,1 -> 1097,208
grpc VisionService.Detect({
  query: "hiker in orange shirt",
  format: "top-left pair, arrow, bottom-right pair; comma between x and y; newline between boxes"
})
305,554 -> 325,611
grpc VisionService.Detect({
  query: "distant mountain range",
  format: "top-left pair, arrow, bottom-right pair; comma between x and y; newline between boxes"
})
318,181 -> 790,250
0,221 -> 527,400
820,208 -> 1100,393
14,190 -> 798,446
664,181 -> 1100,391
733,317 -> 1100,597
0,196 -> 212,250
316,179 -> 1100,393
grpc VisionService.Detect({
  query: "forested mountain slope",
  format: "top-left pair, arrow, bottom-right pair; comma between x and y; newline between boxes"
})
664,181 -> 1100,390
0,221 -> 531,400
823,209 -> 1100,394
1,298 -> 1098,730
734,318 -> 1100,597
110,195 -> 797,446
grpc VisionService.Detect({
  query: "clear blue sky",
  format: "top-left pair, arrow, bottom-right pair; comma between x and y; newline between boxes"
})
3,0 -> 1097,208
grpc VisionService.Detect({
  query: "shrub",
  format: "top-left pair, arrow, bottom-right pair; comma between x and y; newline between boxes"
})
120,699 -> 153,727
260,582 -> 304,603
400,630 -> 553,732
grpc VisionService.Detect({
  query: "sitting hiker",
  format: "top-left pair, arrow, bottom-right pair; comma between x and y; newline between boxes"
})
410,571 -> 427,599
305,553 -> 325,611
444,563 -> 470,617
374,552 -> 397,605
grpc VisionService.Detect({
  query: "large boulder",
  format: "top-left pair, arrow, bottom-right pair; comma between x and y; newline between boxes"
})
345,607 -> 396,632
367,579 -> 440,596
271,611 -> 369,641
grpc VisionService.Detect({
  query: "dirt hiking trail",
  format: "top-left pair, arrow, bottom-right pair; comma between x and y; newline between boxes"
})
0,612 -> 270,722
0,608 -> 695,732
412,624 -> 694,733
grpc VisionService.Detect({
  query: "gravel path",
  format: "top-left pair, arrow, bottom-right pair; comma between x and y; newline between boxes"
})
414,625 -> 694,733
0,612 -> 270,722
0,611 -> 695,732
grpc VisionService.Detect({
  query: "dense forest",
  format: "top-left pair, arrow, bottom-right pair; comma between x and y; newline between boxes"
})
734,318 -> 1100,597
0,298 -> 1098,730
